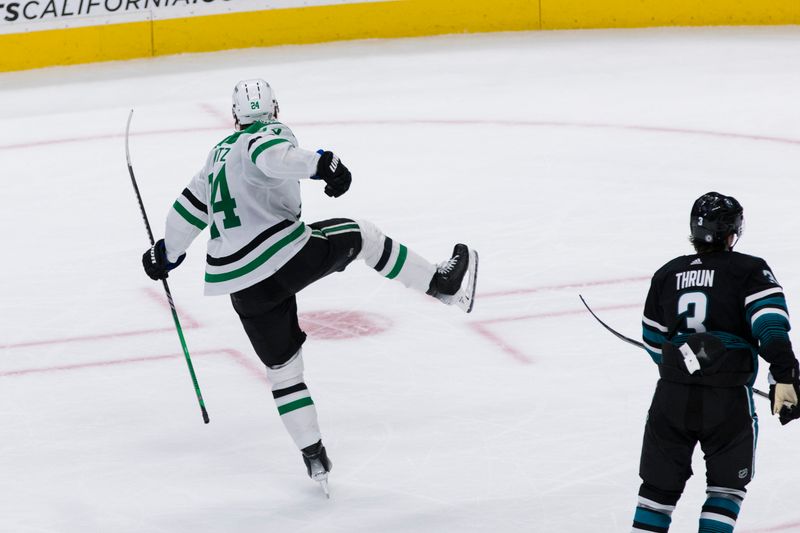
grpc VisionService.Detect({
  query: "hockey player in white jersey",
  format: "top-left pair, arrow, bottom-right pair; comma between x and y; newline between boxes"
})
142,79 -> 478,494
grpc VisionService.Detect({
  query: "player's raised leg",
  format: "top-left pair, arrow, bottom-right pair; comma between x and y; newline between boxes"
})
355,219 -> 478,313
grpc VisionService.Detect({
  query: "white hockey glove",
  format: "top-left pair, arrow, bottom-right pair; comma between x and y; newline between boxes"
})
773,382 -> 798,415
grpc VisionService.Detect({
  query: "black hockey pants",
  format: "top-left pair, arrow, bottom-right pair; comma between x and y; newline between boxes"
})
229,219 -> 362,367
639,379 -> 758,493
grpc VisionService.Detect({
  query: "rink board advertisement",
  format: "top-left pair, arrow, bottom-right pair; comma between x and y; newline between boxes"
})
0,0 -> 389,32
1,0 -> 799,71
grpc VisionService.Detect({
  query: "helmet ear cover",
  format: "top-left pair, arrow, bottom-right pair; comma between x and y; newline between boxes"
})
689,191 -> 744,245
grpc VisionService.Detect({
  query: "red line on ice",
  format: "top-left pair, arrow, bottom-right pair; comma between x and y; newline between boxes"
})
2,326 -> 182,350
217,347 -> 268,381
469,322 -> 534,364
197,102 -> 232,126
141,286 -> 201,328
4,119 -> 800,151
2,287 -> 200,350
0,352 -> 188,376
469,303 -> 640,363
475,303 -> 640,325
740,521 -> 800,533
480,275 -> 650,299
0,347 -> 265,381
0,126 -> 223,150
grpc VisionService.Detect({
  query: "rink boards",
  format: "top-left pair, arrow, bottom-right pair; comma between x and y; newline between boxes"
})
1,0 -> 799,71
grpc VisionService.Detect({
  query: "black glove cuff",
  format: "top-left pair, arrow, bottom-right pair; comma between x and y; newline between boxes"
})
142,239 -> 184,281
315,151 -> 335,181
762,340 -> 798,383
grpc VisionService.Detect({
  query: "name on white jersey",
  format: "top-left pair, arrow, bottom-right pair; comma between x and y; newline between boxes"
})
675,269 -> 715,290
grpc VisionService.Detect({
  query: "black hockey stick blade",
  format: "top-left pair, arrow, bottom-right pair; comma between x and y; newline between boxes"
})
579,295 -> 770,401
579,294 -> 645,349
126,109 -> 155,245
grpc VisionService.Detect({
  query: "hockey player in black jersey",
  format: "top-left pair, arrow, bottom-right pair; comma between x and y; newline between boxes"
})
631,192 -> 800,533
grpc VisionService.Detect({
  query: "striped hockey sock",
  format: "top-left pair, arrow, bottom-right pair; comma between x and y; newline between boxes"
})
632,499 -> 675,532
632,484 -> 679,533
267,350 -> 322,450
272,381 -> 321,449
356,219 -> 435,293
698,487 -> 745,533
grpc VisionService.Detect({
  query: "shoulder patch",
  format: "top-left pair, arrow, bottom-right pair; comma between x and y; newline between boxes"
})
763,269 -> 778,285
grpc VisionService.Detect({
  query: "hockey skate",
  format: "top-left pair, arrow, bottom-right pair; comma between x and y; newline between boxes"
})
427,243 -> 479,313
302,440 -> 333,498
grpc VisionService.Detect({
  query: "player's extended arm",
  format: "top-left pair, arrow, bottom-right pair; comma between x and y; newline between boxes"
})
143,172 -> 208,280
249,135 -> 351,197
746,281 -> 800,424
249,135 -> 320,181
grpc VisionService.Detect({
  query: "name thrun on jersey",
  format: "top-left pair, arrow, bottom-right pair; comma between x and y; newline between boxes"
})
675,269 -> 715,290
641,251 -> 791,372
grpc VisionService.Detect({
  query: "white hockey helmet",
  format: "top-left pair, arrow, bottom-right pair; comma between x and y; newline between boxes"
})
231,79 -> 279,128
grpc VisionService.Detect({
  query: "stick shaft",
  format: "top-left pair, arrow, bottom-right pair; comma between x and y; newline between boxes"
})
126,110 -> 210,424
579,294 -> 769,402
579,295 -> 646,349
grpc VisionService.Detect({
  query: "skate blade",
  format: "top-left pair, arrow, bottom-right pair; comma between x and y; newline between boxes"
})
318,478 -> 330,499
455,249 -> 479,313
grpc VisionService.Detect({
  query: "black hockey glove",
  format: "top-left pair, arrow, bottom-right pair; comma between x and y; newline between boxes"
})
769,381 -> 800,426
142,239 -> 185,281
313,150 -> 351,198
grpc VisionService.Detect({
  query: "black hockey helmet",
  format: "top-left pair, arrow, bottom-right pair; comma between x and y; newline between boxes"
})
690,191 -> 744,244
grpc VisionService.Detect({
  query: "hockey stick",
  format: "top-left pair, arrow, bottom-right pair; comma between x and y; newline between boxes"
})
125,110 -> 210,424
578,295 -> 770,401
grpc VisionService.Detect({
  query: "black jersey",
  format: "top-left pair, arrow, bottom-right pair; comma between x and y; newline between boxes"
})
641,250 -> 796,386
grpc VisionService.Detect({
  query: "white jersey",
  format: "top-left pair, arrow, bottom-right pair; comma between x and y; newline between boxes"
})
164,120 -> 321,295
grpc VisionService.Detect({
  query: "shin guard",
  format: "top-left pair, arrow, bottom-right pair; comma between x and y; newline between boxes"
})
632,483 -> 680,532
699,487 -> 745,533
355,219 -> 435,293
267,349 -> 322,450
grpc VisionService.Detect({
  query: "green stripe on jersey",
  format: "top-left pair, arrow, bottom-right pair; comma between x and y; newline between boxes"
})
321,223 -> 360,234
278,397 -> 314,415
173,201 -> 208,230
250,138 -> 291,163
386,244 -> 408,279
216,130 -> 245,147
255,120 -> 286,132
205,223 -> 307,283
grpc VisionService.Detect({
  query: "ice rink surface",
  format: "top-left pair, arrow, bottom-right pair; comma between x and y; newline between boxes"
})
2,26 -> 800,532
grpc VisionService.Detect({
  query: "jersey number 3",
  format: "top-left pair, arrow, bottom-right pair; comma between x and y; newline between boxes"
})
209,165 -> 241,239
677,292 -> 708,333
